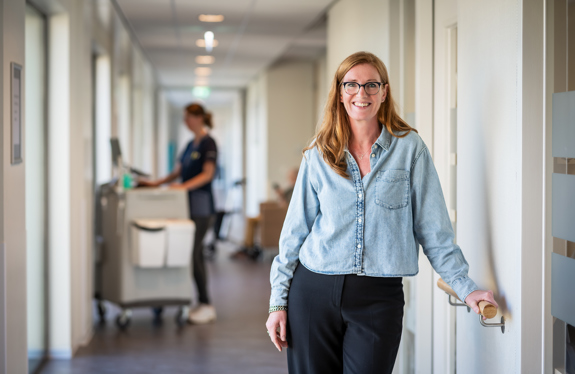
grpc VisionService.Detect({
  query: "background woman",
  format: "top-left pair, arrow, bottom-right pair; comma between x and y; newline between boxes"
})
140,103 -> 218,324
266,52 -> 497,373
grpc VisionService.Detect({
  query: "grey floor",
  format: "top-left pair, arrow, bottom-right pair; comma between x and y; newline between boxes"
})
40,246 -> 288,374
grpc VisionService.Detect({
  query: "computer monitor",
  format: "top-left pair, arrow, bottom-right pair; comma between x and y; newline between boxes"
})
110,138 -> 122,166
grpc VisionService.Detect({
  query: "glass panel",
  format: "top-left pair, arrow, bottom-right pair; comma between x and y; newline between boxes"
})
552,91 -> 575,158
25,5 -> 47,372
551,253 -> 575,327
552,174 -> 575,243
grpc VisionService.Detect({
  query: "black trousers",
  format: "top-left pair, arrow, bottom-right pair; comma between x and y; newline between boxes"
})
190,216 -> 213,304
287,265 -> 404,374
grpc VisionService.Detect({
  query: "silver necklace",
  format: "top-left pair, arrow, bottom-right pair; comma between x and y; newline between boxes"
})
356,150 -> 369,160
352,147 -> 371,160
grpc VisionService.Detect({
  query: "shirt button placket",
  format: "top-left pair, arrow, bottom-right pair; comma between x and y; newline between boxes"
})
355,168 -> 364,273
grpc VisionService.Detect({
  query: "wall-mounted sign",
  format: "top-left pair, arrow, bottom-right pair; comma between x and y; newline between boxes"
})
11,63 -> 22,164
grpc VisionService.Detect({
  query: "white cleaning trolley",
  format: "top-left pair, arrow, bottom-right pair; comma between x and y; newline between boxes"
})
97,186 -> 195,329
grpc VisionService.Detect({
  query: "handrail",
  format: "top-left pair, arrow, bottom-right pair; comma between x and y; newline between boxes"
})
437,278 -> 505,333
437,278 -> 497,318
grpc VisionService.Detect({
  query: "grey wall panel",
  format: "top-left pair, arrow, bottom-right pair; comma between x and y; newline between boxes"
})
552,173 -> 575,242
551,253 -> 575,326
552,91 -> 575,158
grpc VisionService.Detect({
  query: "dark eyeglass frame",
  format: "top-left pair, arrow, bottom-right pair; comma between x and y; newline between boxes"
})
341,81 -> 385,95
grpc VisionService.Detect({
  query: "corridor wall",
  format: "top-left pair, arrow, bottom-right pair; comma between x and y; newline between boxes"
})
327,0 -> 391,82
266,61 -> 315,197
0,0 -> 163,366
245,73 -> 268,217
1,0 -> 27,372
245,60 -> 316,218
456,0 -> 545,372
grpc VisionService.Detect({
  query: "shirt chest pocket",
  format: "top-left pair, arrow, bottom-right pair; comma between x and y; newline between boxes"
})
375,170 -> 410,209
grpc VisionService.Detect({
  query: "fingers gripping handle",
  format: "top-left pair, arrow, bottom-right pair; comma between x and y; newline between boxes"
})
436,278 -> 497,319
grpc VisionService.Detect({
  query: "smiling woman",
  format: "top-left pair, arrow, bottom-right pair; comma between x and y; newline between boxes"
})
266,51 -> 498,374
307,51 -> 414,179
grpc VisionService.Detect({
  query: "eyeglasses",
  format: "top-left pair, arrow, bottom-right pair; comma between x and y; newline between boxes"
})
341,81 -> 384,95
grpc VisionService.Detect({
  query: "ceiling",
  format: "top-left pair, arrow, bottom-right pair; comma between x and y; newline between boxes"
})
115,0 -> 333,107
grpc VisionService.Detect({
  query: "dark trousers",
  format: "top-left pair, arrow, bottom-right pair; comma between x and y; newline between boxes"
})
287,265 -> 404,374
191,216 -> 212,304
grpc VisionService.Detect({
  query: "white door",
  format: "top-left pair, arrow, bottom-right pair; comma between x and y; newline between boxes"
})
431,1 -> 458,372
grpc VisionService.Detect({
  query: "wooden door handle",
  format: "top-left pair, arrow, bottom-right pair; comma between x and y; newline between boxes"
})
437,278 -> 497,319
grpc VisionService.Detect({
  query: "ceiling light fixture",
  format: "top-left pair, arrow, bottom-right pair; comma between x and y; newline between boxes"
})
196,56 -> 215,64
195,67 -> 212,77
204,31 -> 214,52
199,14 -> 224,22
196,39 -> 219,48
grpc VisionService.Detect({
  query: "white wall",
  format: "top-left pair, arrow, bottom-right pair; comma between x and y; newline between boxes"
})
327,0 -> 391,80
47,0 -> 96,358
244,60 -> 317,217
131,48 -> 156,176
314,56 -> 328,125
36,0 -> 159,360
25,4 -> 47,359
245,73 -> 268,217
209,94 -> 245,189
456,0 -> 546,372
68,0 -> 95,353
156,91 -> 169,178
266,61 -> 315,193
1,0 -> 27,372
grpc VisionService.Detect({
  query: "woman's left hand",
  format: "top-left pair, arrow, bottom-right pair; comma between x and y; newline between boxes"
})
464,289 -> 499,320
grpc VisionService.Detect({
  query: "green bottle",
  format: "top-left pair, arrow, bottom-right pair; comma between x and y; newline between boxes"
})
123,173 -> 133,189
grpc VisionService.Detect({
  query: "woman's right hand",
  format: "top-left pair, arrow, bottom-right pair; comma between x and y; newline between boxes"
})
265,311 -> 288,352
137,178 -> 157,187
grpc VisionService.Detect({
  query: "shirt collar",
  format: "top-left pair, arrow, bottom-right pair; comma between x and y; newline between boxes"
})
375,126 -> 391,151
344,124 -> 391,153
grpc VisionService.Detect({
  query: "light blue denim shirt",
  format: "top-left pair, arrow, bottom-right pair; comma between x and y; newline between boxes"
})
269,128 -> 479,307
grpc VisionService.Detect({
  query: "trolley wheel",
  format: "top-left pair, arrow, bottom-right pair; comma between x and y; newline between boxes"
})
97,300 -> 107,323
175,306 -> 188,327
115,310 -> 131,330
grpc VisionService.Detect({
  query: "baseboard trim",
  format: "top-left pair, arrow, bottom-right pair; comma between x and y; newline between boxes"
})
48,349 -> 73,360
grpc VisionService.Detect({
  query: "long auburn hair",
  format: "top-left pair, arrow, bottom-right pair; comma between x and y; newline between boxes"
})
304,51 -> 416,178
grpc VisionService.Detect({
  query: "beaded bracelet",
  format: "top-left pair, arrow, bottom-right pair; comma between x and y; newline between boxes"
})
269,305 -> 288,313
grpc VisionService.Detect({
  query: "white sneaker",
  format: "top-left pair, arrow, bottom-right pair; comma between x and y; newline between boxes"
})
188,304 -> 217,324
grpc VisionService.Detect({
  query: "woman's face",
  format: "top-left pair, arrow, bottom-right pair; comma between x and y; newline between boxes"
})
184,111 -> 203,132
340,63 -> 387,126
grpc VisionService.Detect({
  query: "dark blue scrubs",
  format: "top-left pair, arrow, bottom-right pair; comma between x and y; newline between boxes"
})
179,135 -> 218,218
179,134 -> 217,304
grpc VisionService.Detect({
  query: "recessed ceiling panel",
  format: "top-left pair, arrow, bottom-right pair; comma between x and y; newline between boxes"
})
116,0 -> 333,105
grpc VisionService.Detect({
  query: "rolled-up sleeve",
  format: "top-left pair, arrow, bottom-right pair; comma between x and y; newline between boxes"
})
269,153 -> 320,307
411,147 -> 479,302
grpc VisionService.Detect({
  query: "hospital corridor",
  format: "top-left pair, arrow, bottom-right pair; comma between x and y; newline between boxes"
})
0,0 -> 574,373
